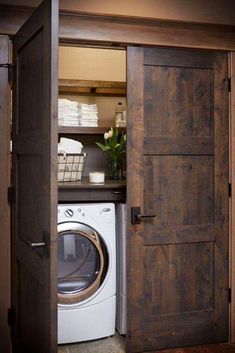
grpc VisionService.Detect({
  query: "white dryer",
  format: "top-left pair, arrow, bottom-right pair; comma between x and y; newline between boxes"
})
57,203 -> 116,344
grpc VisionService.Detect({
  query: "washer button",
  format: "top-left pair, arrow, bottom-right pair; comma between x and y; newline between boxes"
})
65,209 -> 74,218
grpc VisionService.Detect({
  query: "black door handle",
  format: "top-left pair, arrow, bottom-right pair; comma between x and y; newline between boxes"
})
137,214 -> 156,219
131,207 -> 156,224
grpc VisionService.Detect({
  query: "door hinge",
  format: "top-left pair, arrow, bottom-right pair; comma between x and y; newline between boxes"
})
7,187 -> 15,204
0,63 -> 14,85
229,183 -> 232,197
228,78 -> 231,92
8,307 -> 15,326
229,288 -> 232,303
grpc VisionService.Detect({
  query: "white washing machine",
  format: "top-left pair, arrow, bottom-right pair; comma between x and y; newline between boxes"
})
57,203 -> 116,344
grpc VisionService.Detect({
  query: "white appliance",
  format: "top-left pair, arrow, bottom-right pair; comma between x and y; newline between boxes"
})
116,203 -> 127,335
57,203 -> 116,344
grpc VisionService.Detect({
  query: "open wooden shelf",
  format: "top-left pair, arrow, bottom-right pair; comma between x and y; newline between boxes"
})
58,178 -> 126,202
58,126 -> 126,135
58,177 -> 126,189
59,79 -> 126,96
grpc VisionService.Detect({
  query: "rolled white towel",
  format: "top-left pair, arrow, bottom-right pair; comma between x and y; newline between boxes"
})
58,137 -> 83,154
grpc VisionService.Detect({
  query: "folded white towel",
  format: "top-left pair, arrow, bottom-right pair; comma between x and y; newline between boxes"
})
58,138 -> 83,154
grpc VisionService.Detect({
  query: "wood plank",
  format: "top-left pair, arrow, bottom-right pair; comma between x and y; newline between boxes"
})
58,178 -> 126,202
59,12 -> 235,51
144,48 -> 214,68
59,79 -> 126,96
213,52 -> 229,340
126,47 -> 145,349
155,343 -> 235,353
230,51 -> 235,343
0,35 -> 11,353
143,65 -> 213,143
144,137 -> 213,155
2,6 -> 235,51
58,177 -> 126,189
144,224 -> 217,245
58,126 -> 126,135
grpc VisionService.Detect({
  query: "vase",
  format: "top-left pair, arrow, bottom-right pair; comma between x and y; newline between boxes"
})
109,157 -> 122,180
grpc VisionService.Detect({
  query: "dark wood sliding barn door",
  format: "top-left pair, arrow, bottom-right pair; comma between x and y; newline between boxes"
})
11,0 -> 58,352
126,47 -> 229,352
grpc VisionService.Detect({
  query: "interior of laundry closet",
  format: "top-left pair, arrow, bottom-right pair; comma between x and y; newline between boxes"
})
58,46 -> 127,178
57,45 -> 127,348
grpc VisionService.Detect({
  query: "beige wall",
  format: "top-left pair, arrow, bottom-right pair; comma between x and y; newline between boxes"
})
59,46 -> 126,126
1,0 -> 235,25
59,47 -> 126,81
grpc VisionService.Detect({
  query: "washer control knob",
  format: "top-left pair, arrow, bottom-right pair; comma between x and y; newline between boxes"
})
65,209 -> 74,218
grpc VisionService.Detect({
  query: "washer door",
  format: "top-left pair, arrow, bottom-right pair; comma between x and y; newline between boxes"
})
57,222 -> 108,304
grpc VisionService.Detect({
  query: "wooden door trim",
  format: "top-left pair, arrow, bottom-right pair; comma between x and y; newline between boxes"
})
230,53 -> 235,342
126,47 -> 144,350
0,35 -> 11,353
1,5 -> 235,51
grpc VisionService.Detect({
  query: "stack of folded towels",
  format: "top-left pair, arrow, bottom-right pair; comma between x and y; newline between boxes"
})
58,99 -> 99,127
58,99 -> 79,126
78,103 -> 99,127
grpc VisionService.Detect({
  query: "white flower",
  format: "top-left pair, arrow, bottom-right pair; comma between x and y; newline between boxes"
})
104,132 -> 109,140
104,130 -> 113,139
108,130 -> 113,138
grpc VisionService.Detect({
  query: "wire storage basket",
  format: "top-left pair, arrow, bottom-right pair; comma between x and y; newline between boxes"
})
58,153 -> 86,182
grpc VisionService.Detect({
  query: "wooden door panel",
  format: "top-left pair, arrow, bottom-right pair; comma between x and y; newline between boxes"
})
18,28 -> 44,133
12,1 -> 58,352
144,48 -> 214,68
144,156 -> 214,226
18,265 -> 44,351
127,47 -> 229,352
144,67 -> 213,139
144,242 -> 214,315
144,224 -> 217,246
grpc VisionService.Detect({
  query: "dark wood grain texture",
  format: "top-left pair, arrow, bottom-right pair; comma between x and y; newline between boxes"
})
58,126 -> 126,134
230,52 -> 235,344
11,1 -> 58,352
59,79 -> 126,96
58,178 -> 126,202
127,47 -> 229,352
2,5 -> 235,51
213,52 -> 229,341
126,46 -> 145,352
154,343 -> 235,353
0,35 -> 11,353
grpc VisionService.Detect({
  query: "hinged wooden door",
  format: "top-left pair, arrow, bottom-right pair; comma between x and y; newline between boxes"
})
0,34 -> 11,353
11,0 -> 58,352
127,47 -> 229,352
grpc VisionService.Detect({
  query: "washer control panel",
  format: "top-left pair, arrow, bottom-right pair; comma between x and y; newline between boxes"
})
58,204 -> 114,223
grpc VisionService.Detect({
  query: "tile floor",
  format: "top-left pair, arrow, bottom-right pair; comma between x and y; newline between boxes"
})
58,333 -> 125,353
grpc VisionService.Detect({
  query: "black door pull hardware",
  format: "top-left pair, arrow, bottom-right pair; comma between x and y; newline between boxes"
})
131,207 -> 156,225
26,231 -> 50,258
30,242 -> 46,248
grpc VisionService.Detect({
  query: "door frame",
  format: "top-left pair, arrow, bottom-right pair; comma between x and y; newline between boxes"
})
57,43 -> 235,348
0,34 -> 11,353
230,53 -> 235,341
1,5 -> 235,347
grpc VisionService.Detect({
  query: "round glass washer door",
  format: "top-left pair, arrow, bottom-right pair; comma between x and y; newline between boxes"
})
57,222 -> 108,304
